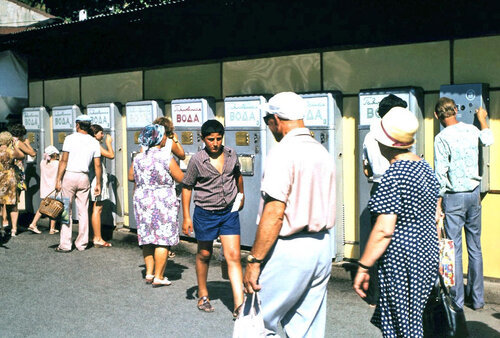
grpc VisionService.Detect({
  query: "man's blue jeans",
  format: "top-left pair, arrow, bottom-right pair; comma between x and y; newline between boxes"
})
443,186 -> 484,309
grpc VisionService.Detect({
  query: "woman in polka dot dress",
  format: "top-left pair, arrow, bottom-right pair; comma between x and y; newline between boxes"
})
354,107 -> 439,337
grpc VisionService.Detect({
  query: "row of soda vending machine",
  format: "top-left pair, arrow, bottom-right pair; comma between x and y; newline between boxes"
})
21,83 -> 490,260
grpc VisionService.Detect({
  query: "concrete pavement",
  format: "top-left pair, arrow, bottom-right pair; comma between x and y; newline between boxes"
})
0,221 -> 499,337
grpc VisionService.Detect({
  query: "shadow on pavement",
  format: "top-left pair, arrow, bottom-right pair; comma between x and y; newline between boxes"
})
466,321 -> 500,337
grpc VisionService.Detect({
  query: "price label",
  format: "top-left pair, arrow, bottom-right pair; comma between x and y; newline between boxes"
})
224,100 -> 261,128
127,105 -> 153,128
303,96 -> 329,127
88,106 -> 111,129
359,93 -> 409,126
172,102 -> 204,127
23,110 -> 41,130
52,109 -> 74,130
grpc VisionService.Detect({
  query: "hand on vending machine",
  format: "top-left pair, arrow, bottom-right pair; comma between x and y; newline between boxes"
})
105,134 -> 113,146
476,107 -> 489,130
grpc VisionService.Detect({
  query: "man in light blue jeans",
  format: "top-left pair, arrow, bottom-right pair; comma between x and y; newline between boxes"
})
434,97 -> 494,309
243,92 -> 336,337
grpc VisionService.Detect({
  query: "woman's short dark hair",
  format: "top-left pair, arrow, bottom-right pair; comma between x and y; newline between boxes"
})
90,124 -> 103,137
9,124 -> 27,138
201,119 -> 224,138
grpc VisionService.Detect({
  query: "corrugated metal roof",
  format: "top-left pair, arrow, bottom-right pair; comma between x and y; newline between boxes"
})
7,0 -> 187,35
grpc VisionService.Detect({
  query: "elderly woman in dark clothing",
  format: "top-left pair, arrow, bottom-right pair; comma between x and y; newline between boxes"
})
353,107 -> 440,337
0,132 -> 25,236
128,124 -> 184,287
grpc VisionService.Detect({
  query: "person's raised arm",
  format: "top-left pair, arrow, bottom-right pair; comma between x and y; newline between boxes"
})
128,161 -> 135,182
353,214 -> 397,298
55,152 -> 69,192
11,141 -> 25,160
171,132 -> 185,160
169,157 -> 184,183
100,134 -> 115,159
18,138 -> 37,157
244,196 -> 285,293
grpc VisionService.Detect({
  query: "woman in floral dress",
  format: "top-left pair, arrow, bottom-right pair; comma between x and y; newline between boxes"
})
0,132 -> 25,236
128,124 -> 184,287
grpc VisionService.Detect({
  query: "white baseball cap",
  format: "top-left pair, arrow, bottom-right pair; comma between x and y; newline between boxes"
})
44,145 -> 59,156
75,114 -> 92,123
261,92 -> 306,120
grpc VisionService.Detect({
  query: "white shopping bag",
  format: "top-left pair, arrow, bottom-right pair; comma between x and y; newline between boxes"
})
233,292 -> 266,338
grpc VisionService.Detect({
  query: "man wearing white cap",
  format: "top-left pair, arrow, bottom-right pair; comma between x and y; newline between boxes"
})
55,114 -> 102,252
243,92 -> 336,337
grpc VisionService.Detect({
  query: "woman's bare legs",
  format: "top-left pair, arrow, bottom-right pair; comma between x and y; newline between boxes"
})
143,244 -> 155,277
220,235 -> 244,312
28,210 -> 43,233
154,246 -> 169,280
91,201 -> 110,246
49,219 -> 58,234
9,205 -> 18,236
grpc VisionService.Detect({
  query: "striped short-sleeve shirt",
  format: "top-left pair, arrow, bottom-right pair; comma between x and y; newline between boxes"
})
182,146 -> 240,211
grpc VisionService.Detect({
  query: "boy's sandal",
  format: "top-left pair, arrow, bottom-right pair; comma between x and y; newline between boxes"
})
49,229 -> 59,234
197,296 -> 215,313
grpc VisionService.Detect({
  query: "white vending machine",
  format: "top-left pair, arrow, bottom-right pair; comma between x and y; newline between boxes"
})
22,107 -> 50,213
125,100 -> 164,229
224,95 -> 267,247
300,92 -> 344,261
87,102 -> 124,227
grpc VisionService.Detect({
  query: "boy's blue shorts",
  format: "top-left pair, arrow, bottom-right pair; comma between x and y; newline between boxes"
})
193,205 -> 240,241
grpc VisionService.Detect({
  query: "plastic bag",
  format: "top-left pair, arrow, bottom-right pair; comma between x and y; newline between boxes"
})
233,293 -> 266,338
59,196 -> 71,224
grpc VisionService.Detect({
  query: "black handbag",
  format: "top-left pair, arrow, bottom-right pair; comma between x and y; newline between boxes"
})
423,274 -> 469,337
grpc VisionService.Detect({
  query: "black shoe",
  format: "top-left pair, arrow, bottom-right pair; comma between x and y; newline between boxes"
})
55,247 -> 71,253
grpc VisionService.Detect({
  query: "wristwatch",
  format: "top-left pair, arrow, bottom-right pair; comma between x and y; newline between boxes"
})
246,254 -> 264,264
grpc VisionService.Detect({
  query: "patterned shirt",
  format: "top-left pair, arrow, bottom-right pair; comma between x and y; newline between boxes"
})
434,122 -> 494,196
182,146 -> 240,211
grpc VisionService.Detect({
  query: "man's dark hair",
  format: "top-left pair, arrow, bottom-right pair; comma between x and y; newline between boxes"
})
9,124 -> 27,138
201,119 -> 224,138
77,121 -> 92,133
90,124 -> 103,137
378,94 -> 408,118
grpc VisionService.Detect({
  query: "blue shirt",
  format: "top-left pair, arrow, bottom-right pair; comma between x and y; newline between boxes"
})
434,122 -> 493,196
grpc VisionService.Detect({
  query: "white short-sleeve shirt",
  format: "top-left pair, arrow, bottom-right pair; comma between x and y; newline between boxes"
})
260,128 -> 336,237
62,132 -> 101,173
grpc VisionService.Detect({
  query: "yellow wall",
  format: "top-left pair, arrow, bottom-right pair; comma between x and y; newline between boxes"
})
28,36 -> 500,278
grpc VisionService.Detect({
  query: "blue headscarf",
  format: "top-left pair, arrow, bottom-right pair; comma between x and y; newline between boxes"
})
139,124 -> 165,149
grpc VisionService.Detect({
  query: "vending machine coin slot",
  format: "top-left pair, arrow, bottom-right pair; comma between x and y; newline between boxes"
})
27,132 -> 35,143
181,131 -> 193,145
58,132 -> 66,144
236,132 -> 249,146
